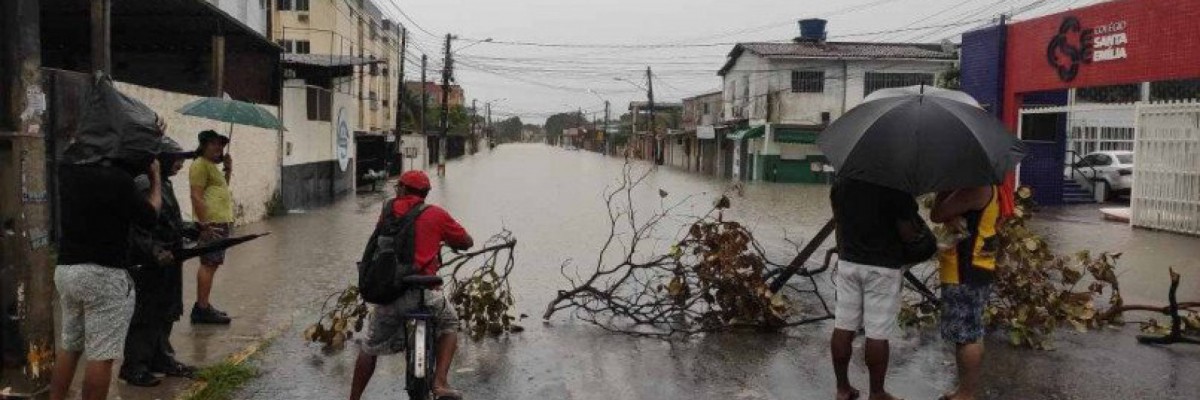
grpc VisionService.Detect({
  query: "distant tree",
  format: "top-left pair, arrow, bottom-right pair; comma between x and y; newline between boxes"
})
544,111 -> 587,140
494,116 -> 524,143
937,66 -> 961,90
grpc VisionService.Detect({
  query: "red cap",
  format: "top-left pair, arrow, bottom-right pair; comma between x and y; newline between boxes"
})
399,170 -> 431,190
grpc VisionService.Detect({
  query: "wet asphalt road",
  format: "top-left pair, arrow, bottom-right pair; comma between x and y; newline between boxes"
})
225,144 -> 1199,400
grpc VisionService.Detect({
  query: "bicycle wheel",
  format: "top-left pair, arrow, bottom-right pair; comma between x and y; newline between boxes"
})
406,377 -> 430,400
406,320 -> 432,400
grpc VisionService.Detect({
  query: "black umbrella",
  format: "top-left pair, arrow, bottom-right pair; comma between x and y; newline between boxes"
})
817,86 -> 1024,194
175,233 -> 270,262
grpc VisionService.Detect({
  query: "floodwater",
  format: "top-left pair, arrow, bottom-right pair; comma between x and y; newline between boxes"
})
223,144 -> 1199,400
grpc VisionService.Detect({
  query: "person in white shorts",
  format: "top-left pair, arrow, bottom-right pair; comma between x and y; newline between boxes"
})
829,178 -> 917,400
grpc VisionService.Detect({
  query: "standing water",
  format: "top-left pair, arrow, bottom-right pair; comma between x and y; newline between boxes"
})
218,144 -> 1198,400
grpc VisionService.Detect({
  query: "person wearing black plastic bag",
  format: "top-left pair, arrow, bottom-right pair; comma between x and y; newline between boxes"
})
120,136 -> 199,386
50,73 -> 164,400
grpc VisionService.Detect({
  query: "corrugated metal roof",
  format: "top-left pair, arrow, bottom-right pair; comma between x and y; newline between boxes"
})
719,41 -> 956,75
281,54 -> 386,68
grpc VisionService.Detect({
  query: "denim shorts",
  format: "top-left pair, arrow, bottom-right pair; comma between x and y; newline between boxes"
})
939,283 -> 993,344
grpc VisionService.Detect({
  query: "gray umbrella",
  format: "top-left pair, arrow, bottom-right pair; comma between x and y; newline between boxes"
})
817,86 -> 1024,194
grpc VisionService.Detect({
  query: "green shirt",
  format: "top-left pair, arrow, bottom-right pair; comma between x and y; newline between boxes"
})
189,157 -> 234,223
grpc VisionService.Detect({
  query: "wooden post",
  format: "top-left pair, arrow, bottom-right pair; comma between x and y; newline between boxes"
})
212,35 -> 226,96
1,0 -> 55,394
437,34 -> 451,177
90,0 -> 111,72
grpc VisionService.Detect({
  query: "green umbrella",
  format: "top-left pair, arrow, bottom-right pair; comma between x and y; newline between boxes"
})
177,97 -> 284,147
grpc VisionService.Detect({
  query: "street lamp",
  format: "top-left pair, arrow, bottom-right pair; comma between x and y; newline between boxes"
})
612,77 -> 648,91
454,37 -> 493,53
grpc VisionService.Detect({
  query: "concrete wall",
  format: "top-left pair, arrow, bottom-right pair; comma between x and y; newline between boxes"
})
766,58 -> 953,125
397,133 -> 430,172
115,81 -> 281,226
207,0 -> 269,36
279,78 -> 359,210
725,53 -> 951,124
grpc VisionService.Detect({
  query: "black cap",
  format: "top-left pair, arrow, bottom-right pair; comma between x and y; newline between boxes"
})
198,130 -> 230,145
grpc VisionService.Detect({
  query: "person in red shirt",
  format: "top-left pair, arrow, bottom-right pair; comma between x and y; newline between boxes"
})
350,171 -> 473,400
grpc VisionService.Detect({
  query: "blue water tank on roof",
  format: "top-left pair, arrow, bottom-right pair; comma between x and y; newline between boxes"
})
798,19 -> 827,42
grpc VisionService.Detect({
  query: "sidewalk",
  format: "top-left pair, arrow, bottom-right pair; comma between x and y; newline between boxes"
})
59,190 -> 392,400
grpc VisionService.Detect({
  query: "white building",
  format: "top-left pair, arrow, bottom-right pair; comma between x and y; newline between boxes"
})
718,19 -> 957,183
205,0 -> 269,36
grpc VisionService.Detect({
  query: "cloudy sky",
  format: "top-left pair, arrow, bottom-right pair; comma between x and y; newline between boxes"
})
378,0 -> 1104,123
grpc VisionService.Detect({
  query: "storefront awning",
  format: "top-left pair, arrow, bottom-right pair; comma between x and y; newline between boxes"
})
775,128 -> 820,144
728,125 -> 765,140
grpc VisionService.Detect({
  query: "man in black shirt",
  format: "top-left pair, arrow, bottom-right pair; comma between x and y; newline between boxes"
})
50,158 -> 161,400
828,178 -> 917,400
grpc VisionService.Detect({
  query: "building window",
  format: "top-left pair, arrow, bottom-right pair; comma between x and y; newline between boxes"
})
277,0 -> 306,11
791,70 -> 825,93
702,102 -> 710,115
278,40 -> 309,54
742,76 -> 750,99
863,72 -> 934,96
306,87 -> 332,121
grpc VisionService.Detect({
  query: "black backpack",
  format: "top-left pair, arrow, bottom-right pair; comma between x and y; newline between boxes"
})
358,200 -> 430,304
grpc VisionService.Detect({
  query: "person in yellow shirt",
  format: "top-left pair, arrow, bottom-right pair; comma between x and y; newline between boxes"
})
931,185 -> 998,400
189,130 -> 234,324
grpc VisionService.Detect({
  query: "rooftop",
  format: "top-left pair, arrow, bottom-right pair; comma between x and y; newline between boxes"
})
719,41 -> 956,75
282,54 -> 385,68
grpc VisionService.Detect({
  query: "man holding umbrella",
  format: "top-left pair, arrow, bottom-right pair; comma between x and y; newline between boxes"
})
818,85 -> 1023,400
176,95 -> 284,324
189,130 -> 234,324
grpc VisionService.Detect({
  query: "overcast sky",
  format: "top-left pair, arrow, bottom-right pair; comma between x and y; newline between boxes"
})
379,0 -> 1105,124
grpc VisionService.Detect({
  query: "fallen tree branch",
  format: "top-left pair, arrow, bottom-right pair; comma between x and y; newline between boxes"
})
543,162 -> 831,338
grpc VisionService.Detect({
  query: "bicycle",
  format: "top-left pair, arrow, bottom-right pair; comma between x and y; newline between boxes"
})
398,274 -> 446,400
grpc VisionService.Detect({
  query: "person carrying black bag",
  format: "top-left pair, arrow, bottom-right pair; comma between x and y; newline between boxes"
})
120,136 -> 199,386
349,171 -> 473,400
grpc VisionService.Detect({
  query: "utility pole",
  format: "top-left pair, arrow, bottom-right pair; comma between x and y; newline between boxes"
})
395,28 -> 406,135
90,0 -> 111,72
388,27 -> 405,175
470,99 -> 477,153
646,66 -> 660,165
486,102 -> 492,144
437,33 -> 452,177
419,54 -> 427,153
604,100 -> 611,155
2,0 -> 53,395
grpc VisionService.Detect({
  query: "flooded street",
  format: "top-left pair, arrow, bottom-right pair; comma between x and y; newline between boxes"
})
216,144 -> 1199,400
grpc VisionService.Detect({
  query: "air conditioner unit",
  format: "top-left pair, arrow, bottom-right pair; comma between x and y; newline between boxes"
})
297,13 -> 309,23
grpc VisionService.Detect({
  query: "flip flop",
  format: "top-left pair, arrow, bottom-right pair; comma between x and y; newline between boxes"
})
837,388 -> 861,400
433,388 -> 464,400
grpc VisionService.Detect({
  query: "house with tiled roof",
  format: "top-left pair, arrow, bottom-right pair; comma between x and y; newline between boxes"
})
718,19 -> 957,183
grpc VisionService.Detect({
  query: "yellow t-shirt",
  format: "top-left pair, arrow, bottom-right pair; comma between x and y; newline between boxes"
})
189,157 -> 234,223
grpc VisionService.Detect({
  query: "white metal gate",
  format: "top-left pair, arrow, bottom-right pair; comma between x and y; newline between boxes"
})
1065,103 -> 1137,155
1132,101 -> 1200,236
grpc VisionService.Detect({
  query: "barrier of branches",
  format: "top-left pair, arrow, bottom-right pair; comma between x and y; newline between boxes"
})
542,164 -> 831,338
900,187 -> 1198,349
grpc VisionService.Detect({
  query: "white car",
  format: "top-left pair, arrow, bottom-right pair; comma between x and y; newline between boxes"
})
1064,150 -> 1134,200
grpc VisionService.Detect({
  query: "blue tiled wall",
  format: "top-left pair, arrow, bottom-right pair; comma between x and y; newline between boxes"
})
960,25 -> 1006,117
